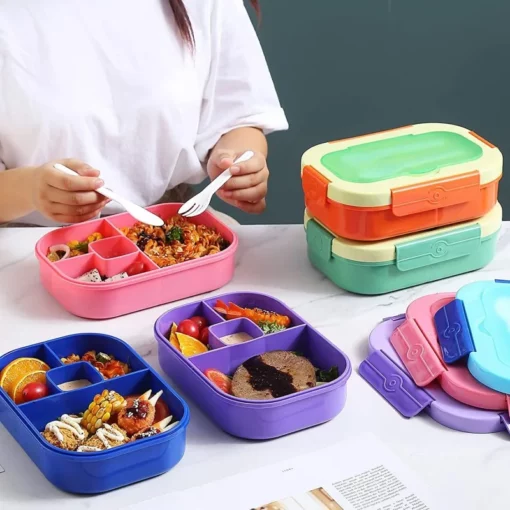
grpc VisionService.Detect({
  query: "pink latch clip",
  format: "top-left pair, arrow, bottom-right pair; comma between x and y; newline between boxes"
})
390,319 -> 445,387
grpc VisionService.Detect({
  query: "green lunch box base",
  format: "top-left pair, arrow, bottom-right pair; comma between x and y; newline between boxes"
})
305,221 -> 499,295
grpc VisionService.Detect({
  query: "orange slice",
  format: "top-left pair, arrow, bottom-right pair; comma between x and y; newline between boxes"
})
12,371 -> 47,404
169,323 -> 181,351
176,332 -> 208,357
0,358 -> 50,398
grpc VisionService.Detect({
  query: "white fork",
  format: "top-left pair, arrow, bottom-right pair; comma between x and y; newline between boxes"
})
178,151 -> 254,218
53,164 -> 164,227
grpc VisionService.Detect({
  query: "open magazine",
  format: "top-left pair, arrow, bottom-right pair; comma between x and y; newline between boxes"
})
126,434 -> 443,510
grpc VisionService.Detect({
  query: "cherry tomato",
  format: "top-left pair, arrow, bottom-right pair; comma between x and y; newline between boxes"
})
177,319 -> 200,339
199,327 -> 209,345
22,382 -> 48,402
126,261 -> 145,276
204,369 -> 232,394
190,316 -> 208,330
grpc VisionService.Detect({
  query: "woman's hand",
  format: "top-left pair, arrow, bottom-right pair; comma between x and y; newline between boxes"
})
207,150 -> 269,214
31,159 -> 109,223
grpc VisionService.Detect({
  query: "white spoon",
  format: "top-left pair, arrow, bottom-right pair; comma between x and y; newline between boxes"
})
54,164 -> 164,227
178,151 -> 254,217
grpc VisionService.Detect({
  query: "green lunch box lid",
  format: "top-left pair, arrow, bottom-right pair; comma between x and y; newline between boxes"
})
301,123 -> 502,208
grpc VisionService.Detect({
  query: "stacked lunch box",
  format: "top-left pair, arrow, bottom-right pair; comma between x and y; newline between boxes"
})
302,123 -> 503,294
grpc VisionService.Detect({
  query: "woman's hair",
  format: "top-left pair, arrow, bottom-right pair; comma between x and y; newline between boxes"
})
169,0 -> 260,48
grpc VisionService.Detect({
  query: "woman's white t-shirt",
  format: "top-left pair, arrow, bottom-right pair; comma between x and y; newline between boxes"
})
0,0 -> 288,226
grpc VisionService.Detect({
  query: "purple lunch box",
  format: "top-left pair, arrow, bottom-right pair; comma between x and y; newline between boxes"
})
154,292 -> 352,440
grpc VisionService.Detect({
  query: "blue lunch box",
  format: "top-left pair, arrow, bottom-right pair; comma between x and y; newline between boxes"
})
0,333 -> 190,494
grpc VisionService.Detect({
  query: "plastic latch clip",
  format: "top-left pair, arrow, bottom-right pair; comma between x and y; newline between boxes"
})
306,219 -> 333,262
390,319 -> 444,387
302,165 -> 329,208
359,351 -> 433,418
395,224 -> 481,272
391,171 -> 480,217
434,299 -> 474,364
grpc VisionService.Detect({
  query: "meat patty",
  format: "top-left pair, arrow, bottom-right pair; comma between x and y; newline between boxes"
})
231,351 -> 316,400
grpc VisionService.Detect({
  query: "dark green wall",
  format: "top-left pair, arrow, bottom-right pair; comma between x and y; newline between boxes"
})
206,0 -> 509,224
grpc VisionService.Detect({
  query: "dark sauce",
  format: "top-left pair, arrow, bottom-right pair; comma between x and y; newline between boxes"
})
125,398 -> 149,419
243,356 -> 296,398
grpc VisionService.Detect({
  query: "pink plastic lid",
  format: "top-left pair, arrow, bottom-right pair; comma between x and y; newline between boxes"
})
390,293 -> 508,412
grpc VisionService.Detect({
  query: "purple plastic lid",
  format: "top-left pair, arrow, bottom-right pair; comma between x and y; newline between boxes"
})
362,315 -> 506,434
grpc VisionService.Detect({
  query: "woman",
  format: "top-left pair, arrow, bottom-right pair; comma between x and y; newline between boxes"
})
0,0 -> 287,226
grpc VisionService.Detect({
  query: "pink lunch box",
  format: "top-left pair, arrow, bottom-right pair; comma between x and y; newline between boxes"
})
35,203 -> 238,320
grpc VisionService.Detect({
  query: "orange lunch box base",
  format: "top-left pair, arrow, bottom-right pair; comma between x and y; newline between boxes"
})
303,165 -> 500,241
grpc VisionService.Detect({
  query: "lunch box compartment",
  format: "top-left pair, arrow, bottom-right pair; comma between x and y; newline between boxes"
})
0,333 -> 190,494
157,301 -> 225,340
45,362 -> 105,393
154,292 -> 351,440
46,333 -> 148,374
302,123 -> 502,241
203,292 -> 306,329
208,318 -> 265,349
192,325 -> 348,383
36,203 -> 238,319
88,236 -> 140,259
304,203 -> 501,295
54,252 -> 158,281
38,219 -> 122,255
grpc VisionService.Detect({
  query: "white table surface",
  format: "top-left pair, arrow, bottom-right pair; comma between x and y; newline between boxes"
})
1,224 -> 510,510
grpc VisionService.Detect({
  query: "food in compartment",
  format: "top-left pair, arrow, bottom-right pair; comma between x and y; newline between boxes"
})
204,351 -> 340,401
41,388 -> 179,453
22,381 -> 49,402
177,319 -> 201,339
120,215 -> 229,268
81,390 -> 126,434
76,257 -> 147,283
168,321 -> 210,356
77,268 -> 129,283
220,332 -> 253,345
117,389 -> 162,435
61,351 -> 130,379
43,414 -> 88,451
232,351 -> 316,400
0,357 -> 50,404
58,380 -> 92,391
204,369 -> 232,394
79,423 -> 128,451
47,233 -> 103,262
214,300 -> 291,334
131,415 -> 178,440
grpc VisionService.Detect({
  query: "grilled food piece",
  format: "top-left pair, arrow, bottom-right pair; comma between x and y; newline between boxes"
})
42,414 -> 88,451
231,351 -> 316,400
79,423 -> 128,451
117,389 -> 162,435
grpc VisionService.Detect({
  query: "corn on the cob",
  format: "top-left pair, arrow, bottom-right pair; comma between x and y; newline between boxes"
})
81,390 -> 125,434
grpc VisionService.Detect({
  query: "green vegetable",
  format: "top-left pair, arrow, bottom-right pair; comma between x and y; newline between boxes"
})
95,352 -> 112,364
258,321 -> 286,334
165,226 -> 183,243
316,366 -> 339,383
290,351 -> 305,357
73,242 -> 89,253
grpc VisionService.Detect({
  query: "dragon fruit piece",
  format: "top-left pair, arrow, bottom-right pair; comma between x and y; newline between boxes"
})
103,272 -> 129,283
78,268 -> 102,282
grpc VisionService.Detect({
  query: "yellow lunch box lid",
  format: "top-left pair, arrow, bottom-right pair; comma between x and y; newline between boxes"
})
301,123 -> 502,208
304,202 -> 502,264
